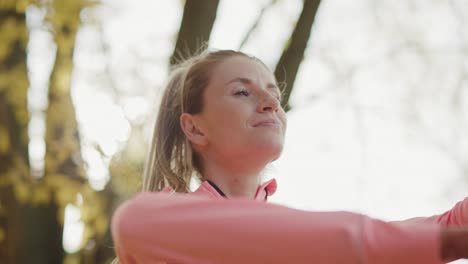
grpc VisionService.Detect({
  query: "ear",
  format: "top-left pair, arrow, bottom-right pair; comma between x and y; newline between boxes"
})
180,113 -> 208,147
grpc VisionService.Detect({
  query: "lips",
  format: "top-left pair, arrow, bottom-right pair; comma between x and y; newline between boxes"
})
253,119 -> 281,127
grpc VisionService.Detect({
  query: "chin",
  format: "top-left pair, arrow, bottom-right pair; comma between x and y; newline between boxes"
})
269,147 -> 283,161
251,141 -> 284,161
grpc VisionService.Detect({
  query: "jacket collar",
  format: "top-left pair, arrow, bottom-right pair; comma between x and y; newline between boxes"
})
161,179 -> 277,202
193,178 -> 277,202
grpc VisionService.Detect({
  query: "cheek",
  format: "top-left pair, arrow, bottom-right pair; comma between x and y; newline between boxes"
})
206,103 -> 249,138
278,110 -> 287,131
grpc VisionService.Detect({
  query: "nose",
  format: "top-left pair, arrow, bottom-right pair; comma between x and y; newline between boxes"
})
257,92 -> 280,113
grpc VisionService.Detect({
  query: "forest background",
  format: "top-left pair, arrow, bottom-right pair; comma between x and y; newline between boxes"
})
1,0 -> 467,263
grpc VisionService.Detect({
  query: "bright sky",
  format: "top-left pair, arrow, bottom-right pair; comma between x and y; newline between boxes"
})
26,0 -> 468,262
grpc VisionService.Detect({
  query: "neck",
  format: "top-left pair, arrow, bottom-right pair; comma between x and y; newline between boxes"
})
201,157 -> 265,199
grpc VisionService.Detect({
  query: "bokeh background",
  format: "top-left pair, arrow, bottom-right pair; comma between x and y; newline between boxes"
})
1,0 -> 468,263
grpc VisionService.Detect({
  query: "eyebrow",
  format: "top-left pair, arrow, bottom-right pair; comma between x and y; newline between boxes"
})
225,77 -> 280,91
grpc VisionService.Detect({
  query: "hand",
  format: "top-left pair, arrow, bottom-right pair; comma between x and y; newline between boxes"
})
441,227 -> 468,261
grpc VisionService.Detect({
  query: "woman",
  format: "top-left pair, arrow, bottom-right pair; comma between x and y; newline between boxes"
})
111,50 -> 468,263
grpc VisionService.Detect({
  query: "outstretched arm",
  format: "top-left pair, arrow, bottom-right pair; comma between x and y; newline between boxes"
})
390,197 -> 468,263
111,191 -> 443,264
392,197 -> 468,227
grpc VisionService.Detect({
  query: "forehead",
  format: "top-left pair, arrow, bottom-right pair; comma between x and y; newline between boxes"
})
210,56 -> 276,85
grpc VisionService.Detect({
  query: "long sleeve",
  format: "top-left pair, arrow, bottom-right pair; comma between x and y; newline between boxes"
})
111,192 -> 442,264
390,197 -> 468,263
393,197 -> 468,227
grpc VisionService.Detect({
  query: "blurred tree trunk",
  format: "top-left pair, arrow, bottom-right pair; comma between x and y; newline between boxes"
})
0,2 -> 32,264
0,1 -> 88,263
44,1 -> 86,181
169,0 -> 220,66
33,1 -> 88,263
275,0 -> 321,112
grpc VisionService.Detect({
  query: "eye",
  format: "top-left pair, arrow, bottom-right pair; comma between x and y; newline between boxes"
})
234,88 -> 249,97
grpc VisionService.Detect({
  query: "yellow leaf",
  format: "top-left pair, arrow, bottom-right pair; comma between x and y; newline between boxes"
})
94,215 -> 108,236
0,126 -> 10,154
45,173 -> 70,190
15,0 -> 29,13
31,184 -> 51,206
56,187 -> 76,206
80,204 -> 98,222
0,171 -> 13,187
63,254 -> 80,264
14,181 -> 30,204
82,226 -> 95,242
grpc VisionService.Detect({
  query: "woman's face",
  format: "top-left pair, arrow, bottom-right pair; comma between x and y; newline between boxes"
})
194,56 -> 287,162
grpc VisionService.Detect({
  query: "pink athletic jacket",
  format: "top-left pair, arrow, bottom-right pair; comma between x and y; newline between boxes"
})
111,179 -> 467,264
